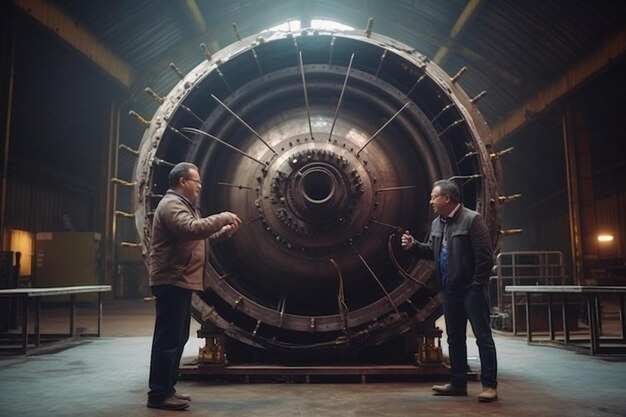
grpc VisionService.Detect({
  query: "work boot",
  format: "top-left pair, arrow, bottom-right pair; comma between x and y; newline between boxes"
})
432,383 -> 467,396
478,386 -> 498,402
147,394 -> 190,410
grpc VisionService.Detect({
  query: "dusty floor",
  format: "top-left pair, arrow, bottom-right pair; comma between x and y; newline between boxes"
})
0,299 -> 625,417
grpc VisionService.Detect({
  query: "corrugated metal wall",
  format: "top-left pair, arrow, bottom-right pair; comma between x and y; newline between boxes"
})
4,9 -> 120,237
6,177 -> 93,233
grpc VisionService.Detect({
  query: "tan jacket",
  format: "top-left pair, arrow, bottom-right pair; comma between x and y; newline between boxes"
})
148,190 -> 231,291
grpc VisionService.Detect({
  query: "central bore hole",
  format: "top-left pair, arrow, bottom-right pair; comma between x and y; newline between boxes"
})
302,169 -> 334,203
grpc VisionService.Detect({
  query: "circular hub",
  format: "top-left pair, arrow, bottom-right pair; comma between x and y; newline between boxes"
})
258,139 -> 373,250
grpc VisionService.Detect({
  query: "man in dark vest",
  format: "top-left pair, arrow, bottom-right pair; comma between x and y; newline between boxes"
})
402,179 -> 498,402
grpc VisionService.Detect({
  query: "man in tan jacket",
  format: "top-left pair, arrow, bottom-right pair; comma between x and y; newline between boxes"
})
147,162 -> 241,411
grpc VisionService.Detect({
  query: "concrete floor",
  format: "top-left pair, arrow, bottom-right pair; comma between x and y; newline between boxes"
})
1,299 -> 625,417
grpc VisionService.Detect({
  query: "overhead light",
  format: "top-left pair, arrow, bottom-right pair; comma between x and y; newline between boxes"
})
597,234 -> 614,242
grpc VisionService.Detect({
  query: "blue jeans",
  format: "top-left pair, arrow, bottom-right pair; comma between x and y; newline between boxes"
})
443,284 -> 497,388
148,285 -> 192,402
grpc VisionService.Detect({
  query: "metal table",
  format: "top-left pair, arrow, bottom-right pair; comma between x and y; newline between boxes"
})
0,285 -> 112,354
505,285 -> 626,355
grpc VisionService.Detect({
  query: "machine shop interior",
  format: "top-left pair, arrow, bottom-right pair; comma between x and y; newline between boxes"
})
1,1 -> 626,416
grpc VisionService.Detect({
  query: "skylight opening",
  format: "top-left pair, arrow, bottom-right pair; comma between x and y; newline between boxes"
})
311,19 -> 354,31
267,19 -> 354,32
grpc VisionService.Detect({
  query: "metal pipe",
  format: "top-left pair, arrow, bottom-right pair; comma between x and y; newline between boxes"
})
490,146 -> 514,160
145,87 -> 164,105
111,178 -> 137,187
0,17 -> 16,250
114,210 -> 135,218
364,17 -> 374,38
128,110 -> 150,128
450,66 -> 467,83
169,62 -> 185,79
103,101 -> 118,288
119,144 -> 139,156
200,43 -> 212,61
562,111 -> 582,283
232,22 -> 242,41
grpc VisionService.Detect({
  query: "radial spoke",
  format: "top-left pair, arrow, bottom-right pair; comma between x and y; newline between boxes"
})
371,219 -> 402,232
406,73 -> 426,96
211,94 -> 277,155
251,48 -> 263,75
430,103 -> 455,124
328,53 -> 355,141
277,295 -> 286,327
180,127 -> 267,166
375,50 -> 387,77
356,102 -> 411,156
375,185 -> 417,192
349,241 -> 399,315
330,258 -> 350,340
217,181 -> 255,190
180,104 -> 204,124
216,68 -> 233,93
298,51 -> 314,139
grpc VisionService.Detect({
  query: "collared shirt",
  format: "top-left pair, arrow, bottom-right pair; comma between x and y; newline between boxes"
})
439,203 -> 461,292
167,189 -> 194,207
447,203 -> 461,219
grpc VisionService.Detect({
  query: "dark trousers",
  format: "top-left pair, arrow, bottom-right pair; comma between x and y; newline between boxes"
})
148,285 -> 192,402
443,284 -> 498,388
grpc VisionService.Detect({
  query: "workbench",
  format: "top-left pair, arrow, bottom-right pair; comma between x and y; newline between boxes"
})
505,285 -> 626,355
0,285 -> 112,354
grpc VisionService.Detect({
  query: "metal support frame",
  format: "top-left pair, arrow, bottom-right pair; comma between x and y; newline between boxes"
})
507,285 -> 626,356
0,286 -> 111,354
493,27 -> 626,143
14,0 -> 133,88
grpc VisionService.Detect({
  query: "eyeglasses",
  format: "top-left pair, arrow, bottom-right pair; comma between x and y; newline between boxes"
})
430,194 -> 445,200
184,177 -> 202,185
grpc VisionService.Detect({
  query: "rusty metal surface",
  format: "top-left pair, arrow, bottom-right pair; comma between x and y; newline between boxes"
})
133,28 -> 502,355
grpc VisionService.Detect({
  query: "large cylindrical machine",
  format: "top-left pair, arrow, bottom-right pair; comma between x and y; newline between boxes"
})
133,27 -> 502,360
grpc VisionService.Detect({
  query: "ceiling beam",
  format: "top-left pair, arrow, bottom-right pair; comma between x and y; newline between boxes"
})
492,27 -> 626,144
400,21 -> 520,86
433,0 -> 482,65
333,1 -> 520,85
183,0 -> 207,33
14,0 -> 134,89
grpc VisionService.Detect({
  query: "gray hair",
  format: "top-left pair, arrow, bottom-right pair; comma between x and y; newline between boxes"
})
169,162 -> 198,188
433,179 -> 461,202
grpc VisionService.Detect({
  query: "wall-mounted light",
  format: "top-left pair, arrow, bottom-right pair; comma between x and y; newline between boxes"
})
597,234 -> 614,243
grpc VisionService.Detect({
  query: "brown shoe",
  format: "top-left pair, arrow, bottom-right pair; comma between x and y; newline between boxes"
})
432,383 -> 467,396
174,392 -> 192,401
147,394 -> 190,410
478,387 -> 498,402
